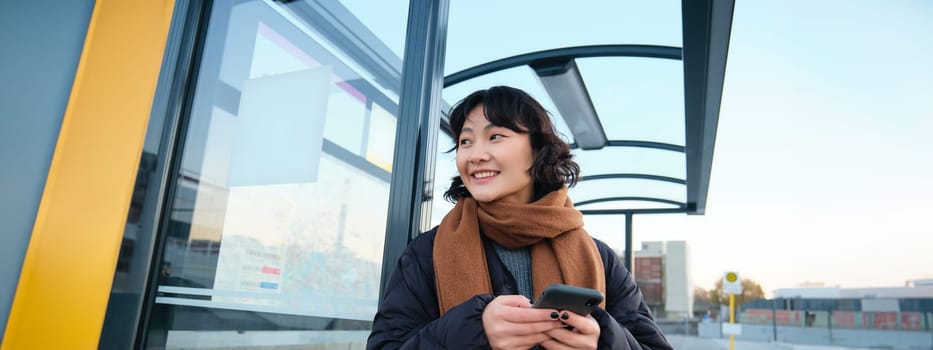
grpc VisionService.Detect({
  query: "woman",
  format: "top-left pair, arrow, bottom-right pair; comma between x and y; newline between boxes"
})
368,86 -> 671,349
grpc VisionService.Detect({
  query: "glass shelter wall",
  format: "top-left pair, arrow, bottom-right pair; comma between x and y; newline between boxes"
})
103,1 -> 410,348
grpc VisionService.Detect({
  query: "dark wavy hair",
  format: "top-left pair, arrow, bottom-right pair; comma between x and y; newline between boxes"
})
443,86 -> 580,203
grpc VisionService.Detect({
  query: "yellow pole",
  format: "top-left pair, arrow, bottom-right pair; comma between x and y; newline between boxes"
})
1,0 -> 175,348
729,293 -> 735,350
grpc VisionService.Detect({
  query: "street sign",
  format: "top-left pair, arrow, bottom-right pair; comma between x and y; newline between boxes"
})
722,271 -> 742,350
723,271 -> 742,295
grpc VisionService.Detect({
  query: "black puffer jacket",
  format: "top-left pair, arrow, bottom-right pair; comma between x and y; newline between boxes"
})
367,227 -> 672,349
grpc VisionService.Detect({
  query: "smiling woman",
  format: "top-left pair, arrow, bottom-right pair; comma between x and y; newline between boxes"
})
368,86 -> 672,349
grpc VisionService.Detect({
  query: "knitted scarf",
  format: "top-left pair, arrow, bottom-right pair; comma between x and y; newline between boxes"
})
433,186 -> 606,315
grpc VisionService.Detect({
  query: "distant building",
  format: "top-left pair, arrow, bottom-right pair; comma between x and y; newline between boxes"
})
634,241 -> 693,320
773,285 -> 933,300
740,283 -> 933,330
908,279 -> 933,287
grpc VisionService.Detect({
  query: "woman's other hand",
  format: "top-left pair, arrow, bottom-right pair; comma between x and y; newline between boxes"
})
482,295 -> 564,350
539,311 -> 600,350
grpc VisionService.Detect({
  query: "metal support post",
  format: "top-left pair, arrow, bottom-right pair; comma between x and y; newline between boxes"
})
624,213 -> 633,271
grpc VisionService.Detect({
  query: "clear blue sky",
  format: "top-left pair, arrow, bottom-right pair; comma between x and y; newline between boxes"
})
590,1 -> 933,293
350,0 -> 933,294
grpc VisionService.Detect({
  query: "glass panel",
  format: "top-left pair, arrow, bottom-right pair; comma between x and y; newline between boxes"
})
429,146 -> 457,228
366,103 -> 397,172
445,1 -> 682,75
571,178 -> 686,207
336,1 -> 409,58
572,146 -> 686,180
323,86 -> 368,154
577,57 -> 685,145
561,143 -> 685,211
143,0 -> 407,348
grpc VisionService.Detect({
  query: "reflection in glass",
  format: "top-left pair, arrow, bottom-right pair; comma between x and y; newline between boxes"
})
141,0 -> 407,348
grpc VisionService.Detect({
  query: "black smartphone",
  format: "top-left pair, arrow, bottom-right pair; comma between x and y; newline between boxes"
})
532,284 -> 604,316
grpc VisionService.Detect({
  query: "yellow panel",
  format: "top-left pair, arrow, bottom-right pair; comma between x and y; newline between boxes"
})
2,0 -> 175,348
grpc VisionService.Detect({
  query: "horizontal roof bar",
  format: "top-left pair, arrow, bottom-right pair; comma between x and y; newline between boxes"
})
444,44 -> 683,88
579,173 -> 686,185
570,140 -> 685,153
580,207 -> 691,215
575,196 -> 687,208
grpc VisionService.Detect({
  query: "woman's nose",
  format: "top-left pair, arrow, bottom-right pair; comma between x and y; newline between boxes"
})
468,148 -> 490,163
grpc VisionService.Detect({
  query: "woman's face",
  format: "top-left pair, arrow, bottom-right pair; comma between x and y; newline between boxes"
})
456,105 -> 535,204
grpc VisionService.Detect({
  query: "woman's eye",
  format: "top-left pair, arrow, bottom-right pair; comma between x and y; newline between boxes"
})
490,134 -> 505,140
458,138 -> 472,145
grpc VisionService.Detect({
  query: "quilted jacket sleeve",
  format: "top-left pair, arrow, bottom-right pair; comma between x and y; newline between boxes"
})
594,239 -> 673,349
367,231 -> 494,349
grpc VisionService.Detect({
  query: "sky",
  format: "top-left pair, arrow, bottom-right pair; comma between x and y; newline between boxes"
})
589,1 -> 933,293
637,1 -> 933,293
345,0 -> 933,295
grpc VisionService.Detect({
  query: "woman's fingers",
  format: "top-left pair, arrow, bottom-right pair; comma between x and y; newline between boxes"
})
541,312 -> 600,349
484,296 -> 567,349
558,311 -> 600,335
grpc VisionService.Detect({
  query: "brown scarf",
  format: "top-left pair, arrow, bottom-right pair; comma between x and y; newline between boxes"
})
433,186 -> 606,315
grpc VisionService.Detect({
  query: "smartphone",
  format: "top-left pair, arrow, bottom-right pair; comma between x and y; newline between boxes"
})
532,284 -> 604,316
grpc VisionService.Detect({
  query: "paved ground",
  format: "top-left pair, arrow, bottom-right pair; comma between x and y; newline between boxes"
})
667,335 -> 872,350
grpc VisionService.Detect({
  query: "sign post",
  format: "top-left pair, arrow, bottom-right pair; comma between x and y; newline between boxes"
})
722,271 -> 742,350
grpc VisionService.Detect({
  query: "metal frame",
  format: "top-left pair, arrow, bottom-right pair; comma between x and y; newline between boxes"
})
571,140 -> 685,153
575,196 -> 687,209
286,1 -> 404,94
439,1 -> 733,217
443,45 -> 697,215
121,0 -> 419,346
682,0 -> 735,215
445,44 -> 682,88
379,0 -> 450,298
436,4 -> 734,267
132,0 -> 213,348
579,174 -> 686,186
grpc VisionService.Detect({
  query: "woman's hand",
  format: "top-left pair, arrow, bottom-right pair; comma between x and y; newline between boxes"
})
539,311 -> 601,350
482,295 -> 565,350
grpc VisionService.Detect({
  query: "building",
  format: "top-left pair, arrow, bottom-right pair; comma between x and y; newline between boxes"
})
701,283 -> 933,348
739,283 -> 933,330
634,241 -> 693,320
634,242 -> 665,314
772,284 -> 933,304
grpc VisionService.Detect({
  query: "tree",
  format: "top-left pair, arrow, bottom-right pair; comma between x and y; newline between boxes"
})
694,287 -> 711,306
693,287 -> 713,317
709,277 -> 765,308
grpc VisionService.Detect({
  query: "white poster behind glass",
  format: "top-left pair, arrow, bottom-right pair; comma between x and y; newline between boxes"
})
212,66 -> 330,308
226,66 -> 330,186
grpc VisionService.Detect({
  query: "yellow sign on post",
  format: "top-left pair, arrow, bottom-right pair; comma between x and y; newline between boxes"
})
723,271 -> 741,295
722,271 -> 742,350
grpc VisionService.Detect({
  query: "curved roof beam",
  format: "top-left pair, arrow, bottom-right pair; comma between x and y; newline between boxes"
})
570,140 -> 685,153
444,44 -> 683,88
580,207 -> 691,215
579,173 -> 686,186
575,196 -> 687,209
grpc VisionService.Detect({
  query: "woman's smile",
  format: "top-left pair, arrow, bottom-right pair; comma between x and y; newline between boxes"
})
470,170 -> 499,184
456,105 -> 535,204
